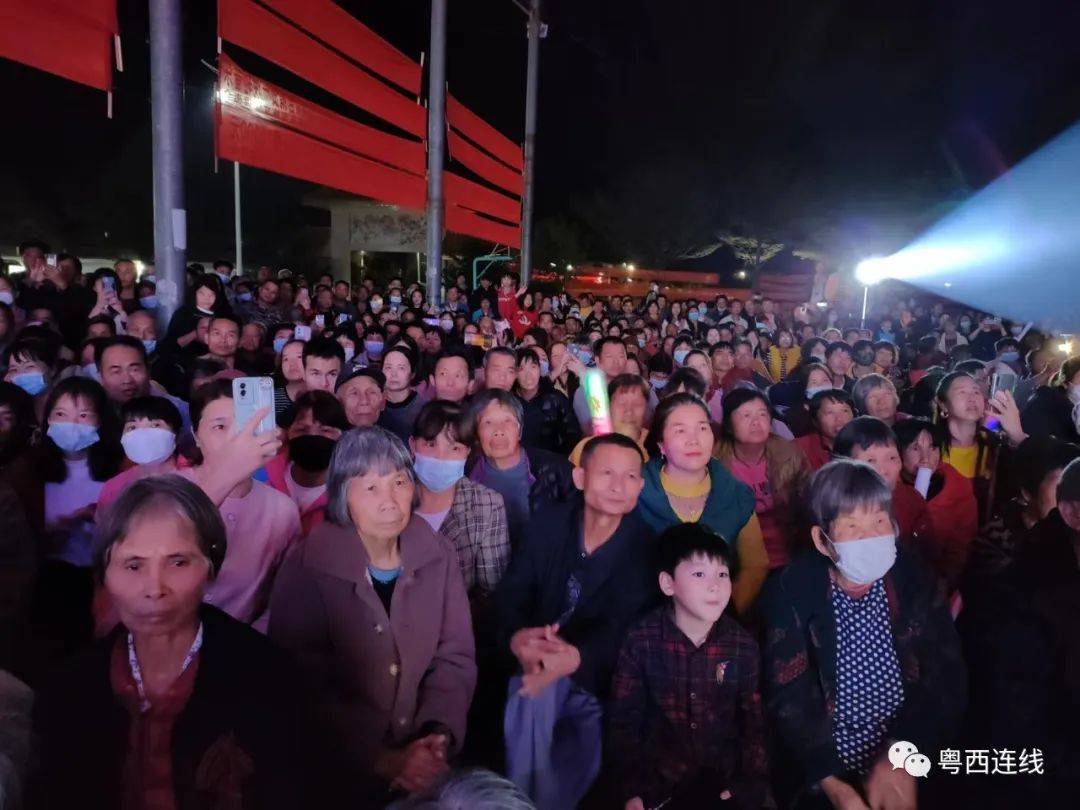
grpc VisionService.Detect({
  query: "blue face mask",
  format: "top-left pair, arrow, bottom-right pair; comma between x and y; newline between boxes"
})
651,377 -> 668,391
237,292 -> 253,303
413,453 -> 466,493
273,337 -> 288,354
11,372 -> 46,396
365,340 -> 385,358
140,295 -> 158,310
48,421 -> 100,453
688,311 -> 700,322
806,385 -> 833,400
142,339 -> 158,355
540,360 -> 550,376
578,350 -> 593,366
673,348 -> 690,365
1000,351 -> 1019,363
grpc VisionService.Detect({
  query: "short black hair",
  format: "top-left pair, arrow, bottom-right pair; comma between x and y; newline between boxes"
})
17,238 -> 49,254
809,389 -> 854,423
6,336 -> 58,371
286,389 -> 350,432
189,378 -> 234,430
56,252 -> 82,274
656,522 -> 738,580
995,337 -> 1020,353
206,313 -> 240,332
825,341 -> 852,359
607,373 -> 650,401
647,351 -> 675,375
120,395 -> 183,434
484,346 -> 517,367
661,367 -> 707,400
86,314 -> 118,336
593,335 -> 627,358
95,335 -> 148,371
1013,436 -> 1080,499
893,418 -> 944,454
433,345 -> 475,379
213,259 -> 234,272
412,399 -> 466,443
579,431 -> 645,468
833,416 -> 897,458
515,347 -> 541,367
302,336 -> 346,365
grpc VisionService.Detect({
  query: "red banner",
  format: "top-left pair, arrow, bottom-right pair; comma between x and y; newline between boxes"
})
217,102 -> 426,211
219,0 -> 425,139
0,1 -> 112,91
52,0 -> 118,34
449,131 -> 523,197
260,0 -> 420,95
218,54 -> 425,177
447,94 -> 523,171
445,206 -> 522,249
444,172 -> 520,225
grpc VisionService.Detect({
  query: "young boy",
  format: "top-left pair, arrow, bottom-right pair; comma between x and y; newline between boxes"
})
608,523 -> 767,810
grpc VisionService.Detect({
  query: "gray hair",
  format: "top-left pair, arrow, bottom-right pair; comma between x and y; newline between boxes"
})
386,769 -> 535,810
807,459 -> 894,531
93,475 -> 227,584
851,373 -> 898,415
463,388 -> 523,447
325,426 -> 417,526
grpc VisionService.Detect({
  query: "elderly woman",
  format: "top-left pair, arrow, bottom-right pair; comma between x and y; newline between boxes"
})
760,461 -> 966,809
714,388 -> 810,569
852,373 -> 904,426
269,427 -> 476,804
466,388 -> 575,548
30,476 -> 305,809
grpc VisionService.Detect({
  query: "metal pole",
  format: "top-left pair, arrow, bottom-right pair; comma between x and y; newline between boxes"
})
149,0 -> 186,328
519,0 -> 541,287
233,162 -> 243,275
861,284 -> 870,328
424,0 -> 447,308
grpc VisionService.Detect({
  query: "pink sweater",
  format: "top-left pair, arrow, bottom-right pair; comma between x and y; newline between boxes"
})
179,469 -> 301,630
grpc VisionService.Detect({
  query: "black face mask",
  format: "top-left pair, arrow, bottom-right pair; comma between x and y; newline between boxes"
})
289,435 -> 336,472
856,351 -> 875,366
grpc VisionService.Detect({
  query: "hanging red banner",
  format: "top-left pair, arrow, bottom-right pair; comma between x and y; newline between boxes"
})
0,0 -> 112,91
447,94 -> 523,172
448,131 -> 523,197
445,206 -> 522,249
260,0 -> 420,95
218,54 -> 425,177
217,102 -> 427,211
219,0 -> 425,139
51,0 -> 118,34
444,172 -> 520,225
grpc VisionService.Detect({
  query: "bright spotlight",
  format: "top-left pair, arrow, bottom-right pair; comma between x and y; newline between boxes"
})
627,263 -> 636,272
855,257 -> 889,286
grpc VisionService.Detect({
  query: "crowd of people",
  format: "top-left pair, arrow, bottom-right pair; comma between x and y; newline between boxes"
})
0,237 -> 1077,809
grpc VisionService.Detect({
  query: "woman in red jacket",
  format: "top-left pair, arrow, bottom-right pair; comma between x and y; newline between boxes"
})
894,418 -> 978,589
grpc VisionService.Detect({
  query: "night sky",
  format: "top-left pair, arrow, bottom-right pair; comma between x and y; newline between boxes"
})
2,0 -> 1080,271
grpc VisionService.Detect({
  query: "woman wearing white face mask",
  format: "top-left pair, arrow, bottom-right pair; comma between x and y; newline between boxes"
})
97,396 -> 183,512
761,460 -> 966,810
37,377 -> 124,654
1020,354 -> 1080,445
409,400 -> 509,600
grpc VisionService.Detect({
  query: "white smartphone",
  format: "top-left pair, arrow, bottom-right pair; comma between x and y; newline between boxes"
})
232,377 -> 276,435
314,314 -> 325,328
293,324 -> 312,342
46,253 -> 57,266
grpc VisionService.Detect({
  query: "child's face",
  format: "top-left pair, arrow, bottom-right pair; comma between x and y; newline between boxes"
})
660,553 -> 731,626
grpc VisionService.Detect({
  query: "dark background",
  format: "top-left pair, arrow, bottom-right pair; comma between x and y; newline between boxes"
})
2,0 -> 1079,275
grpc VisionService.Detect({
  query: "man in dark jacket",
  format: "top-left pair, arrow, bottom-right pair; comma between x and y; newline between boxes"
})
496,433 -> 657,809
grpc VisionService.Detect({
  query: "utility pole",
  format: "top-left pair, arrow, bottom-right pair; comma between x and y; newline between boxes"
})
149,0 -> 186,327
425,0 -> 447,308
519,0 -> 541,287
233,163 -> 243,274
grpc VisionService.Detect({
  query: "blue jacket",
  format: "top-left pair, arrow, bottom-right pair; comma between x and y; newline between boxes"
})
635,457 -> 754,545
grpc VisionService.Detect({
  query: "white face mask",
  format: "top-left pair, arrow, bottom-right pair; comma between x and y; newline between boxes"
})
805,385 -> 832,400
121,427 -> 177,465
824,531 -> 897,585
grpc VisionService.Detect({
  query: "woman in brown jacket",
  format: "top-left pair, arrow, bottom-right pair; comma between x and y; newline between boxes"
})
715,388 -> 811,569
268,426 -> 476,807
